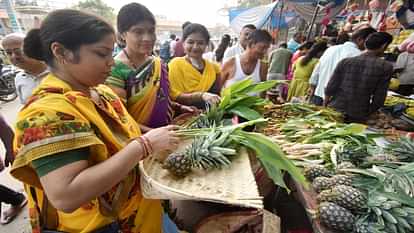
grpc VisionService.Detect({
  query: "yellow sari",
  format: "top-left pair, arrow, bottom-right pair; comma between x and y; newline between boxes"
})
168,57 -> 220,100
11,74 -> 162,233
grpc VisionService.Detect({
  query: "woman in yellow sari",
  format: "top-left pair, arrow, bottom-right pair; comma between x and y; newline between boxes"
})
11,9 -> 179,233
169,23 -> 222,109
106,3 -> 193,132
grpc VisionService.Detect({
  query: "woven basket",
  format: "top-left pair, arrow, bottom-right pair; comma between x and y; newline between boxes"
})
139,143 -> 263,209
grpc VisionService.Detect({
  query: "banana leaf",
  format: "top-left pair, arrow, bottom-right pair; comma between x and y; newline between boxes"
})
229,106 -> 262,121
235,131 -> 308,191
219,79 -> 253,103
242,80 -> 282,94
225,96 -> 269,110
331,123 -> 366,136
219,87 -> 232,110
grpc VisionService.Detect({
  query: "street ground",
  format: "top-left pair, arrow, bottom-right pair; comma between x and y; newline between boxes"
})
0,99 -> 30,233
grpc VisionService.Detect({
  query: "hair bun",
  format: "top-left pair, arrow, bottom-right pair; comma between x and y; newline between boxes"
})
24,28 -> 44,61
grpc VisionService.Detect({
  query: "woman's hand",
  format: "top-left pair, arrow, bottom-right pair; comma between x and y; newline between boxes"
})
202,92 -> 221,105
143,125 -> 180,155
180,105 -> 199,114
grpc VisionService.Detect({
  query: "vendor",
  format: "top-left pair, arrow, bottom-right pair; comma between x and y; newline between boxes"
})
324,32 -> 394,123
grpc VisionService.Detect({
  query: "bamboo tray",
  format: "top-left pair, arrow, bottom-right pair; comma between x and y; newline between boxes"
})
139,143 -> 263,209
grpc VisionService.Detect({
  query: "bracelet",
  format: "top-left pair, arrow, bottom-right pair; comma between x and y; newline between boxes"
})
136,137 -> 149,160
141,135 -> 154,155
129,136 -> 149,160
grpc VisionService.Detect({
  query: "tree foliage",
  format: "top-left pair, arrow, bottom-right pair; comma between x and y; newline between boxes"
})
74,0 -> 115,23
237,0 -> 271,8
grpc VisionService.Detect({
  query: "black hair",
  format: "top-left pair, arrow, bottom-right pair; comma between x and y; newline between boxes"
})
24,9 -> 114,67
351,27 -> 377,42
297,41 -> 314,51
182,23 -> 210,43
336,32 -> 350,44
247,29 -> 272,47
170,34 -> 176,40
215,34 -> 231,62
116,32 -> 125,48
364,32 -> 393,50
182,21 -> 191,31
279,42 -> 287,48
242,24 -> 256,31
300,41 -> 327,66
117,3 -> 155,34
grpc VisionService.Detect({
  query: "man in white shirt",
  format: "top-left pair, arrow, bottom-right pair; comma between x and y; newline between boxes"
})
309,27 -> 376,105
222,24 -> 256,63
221,30 -> 271,91
2,33 -> 48,104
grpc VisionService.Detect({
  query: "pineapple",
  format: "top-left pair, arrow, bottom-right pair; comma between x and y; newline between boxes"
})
303,165 -> 333,181
317,185 -> 366,211
163,152 -> 192,177
318,202 -> 355,232
336,161 -> 355,172
329,174 -> 353,187
313,175 -> 354,193
163,129 -> 236,177
312,177 -> 333,193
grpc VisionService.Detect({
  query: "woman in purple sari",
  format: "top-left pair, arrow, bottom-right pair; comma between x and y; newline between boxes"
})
107,3 -> 191,131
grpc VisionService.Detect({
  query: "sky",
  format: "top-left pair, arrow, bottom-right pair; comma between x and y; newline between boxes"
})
101,0 -> 237,26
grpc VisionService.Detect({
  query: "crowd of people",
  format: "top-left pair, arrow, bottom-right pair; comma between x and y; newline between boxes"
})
0,1 -> 409,232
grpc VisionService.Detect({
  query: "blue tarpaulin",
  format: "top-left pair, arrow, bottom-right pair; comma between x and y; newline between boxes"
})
229,1 -> 280,33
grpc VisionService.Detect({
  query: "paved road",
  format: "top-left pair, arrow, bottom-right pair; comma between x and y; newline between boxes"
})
0,99 -> 31,233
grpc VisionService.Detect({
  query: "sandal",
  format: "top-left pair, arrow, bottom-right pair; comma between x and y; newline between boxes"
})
0,197 -> 27,224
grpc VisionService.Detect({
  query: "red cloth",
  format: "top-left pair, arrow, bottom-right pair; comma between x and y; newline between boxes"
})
174,40 -> 185,57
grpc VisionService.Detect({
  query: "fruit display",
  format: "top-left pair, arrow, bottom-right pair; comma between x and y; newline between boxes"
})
385,95 -> 414,120
258,101 -> 414,233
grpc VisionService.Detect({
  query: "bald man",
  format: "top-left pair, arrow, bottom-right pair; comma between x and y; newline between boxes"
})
1,33 -> 48,104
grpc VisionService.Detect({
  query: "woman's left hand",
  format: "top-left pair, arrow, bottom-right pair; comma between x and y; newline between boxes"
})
202,92 -> 221,105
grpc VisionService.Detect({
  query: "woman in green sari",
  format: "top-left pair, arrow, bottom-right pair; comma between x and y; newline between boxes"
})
106,3 -> 192,132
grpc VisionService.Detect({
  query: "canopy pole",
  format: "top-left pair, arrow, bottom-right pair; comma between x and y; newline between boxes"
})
277,0 -> 284,41
307,0 -> 321,40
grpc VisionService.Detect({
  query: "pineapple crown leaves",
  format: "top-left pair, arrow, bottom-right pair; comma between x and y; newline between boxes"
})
385,136 -> 414,162
346,165 -> 414,208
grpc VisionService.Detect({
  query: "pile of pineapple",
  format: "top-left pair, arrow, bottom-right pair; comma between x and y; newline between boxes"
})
304,164 -> 365,232
305,160 -> 414,233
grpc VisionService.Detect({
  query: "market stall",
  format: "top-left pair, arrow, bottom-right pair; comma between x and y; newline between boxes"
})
261,103 -> 414,233
137,78 -> 414,233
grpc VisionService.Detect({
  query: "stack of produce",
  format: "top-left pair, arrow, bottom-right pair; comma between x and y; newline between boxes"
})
260,100 -> 414,232
366,111 -> 414,131
385,95 -> 414,119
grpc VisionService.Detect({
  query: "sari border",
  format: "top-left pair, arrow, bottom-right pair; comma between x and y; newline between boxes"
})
14,132 -> 104,168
